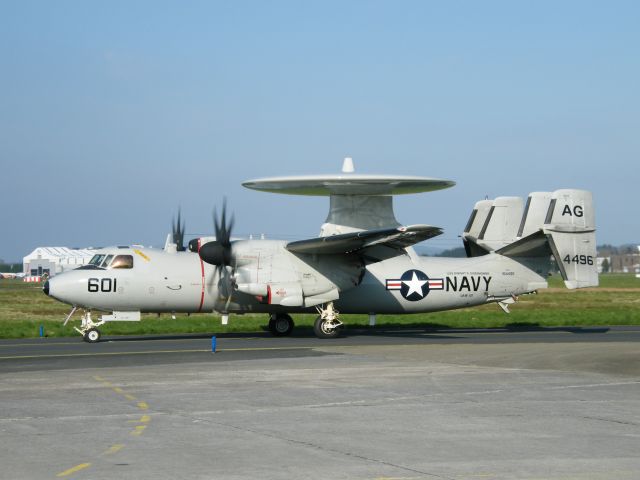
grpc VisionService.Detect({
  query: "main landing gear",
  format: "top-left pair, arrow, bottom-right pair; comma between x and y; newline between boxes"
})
73,310 -> 105,343
268,313 -> 294,336
313,302 -> 342,339
267,302 -> 343,339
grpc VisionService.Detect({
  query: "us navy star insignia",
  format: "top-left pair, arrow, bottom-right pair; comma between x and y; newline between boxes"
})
386,269 -> 444,301
404,271 -> 427,297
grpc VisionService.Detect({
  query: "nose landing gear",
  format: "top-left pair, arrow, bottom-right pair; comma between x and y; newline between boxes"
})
73,310 -> 106,343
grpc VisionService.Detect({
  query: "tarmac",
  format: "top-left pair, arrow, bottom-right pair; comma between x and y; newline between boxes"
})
1,327 -> 639,479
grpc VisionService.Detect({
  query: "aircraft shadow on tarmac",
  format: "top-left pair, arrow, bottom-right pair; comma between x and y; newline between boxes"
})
339,324 -> 611,341
97,324 -> 610,343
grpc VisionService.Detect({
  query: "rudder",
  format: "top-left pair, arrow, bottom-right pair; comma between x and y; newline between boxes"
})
543,189 -> 598,289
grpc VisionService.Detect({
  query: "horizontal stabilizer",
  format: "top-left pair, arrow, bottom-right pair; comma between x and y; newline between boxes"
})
286,225 -> 442,255
463,238 -> 491,258
496,230 -> 551,258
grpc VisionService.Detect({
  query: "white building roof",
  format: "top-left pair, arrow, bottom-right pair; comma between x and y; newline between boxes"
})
23,247 -> 95,262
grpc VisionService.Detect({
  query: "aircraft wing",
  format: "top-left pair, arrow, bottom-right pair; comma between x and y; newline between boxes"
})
286,224 -> 442,255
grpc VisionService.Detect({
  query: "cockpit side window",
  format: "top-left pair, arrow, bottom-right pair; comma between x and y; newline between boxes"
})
110,255 -> 134,269
100,255 -> 114,268
88,254 -> 106,266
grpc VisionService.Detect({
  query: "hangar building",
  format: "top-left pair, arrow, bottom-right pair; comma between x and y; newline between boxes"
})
23,247 -> 94,278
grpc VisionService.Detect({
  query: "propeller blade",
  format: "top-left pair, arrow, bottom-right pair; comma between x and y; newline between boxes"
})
171,208 -> 186,252
201,198 -> 237,312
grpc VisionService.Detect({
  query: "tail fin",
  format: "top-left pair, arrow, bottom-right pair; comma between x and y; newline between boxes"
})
543,189 -> 597,289
462,199 -> 493,257
463,197 -> 524,254
517,192 -> 553,238
464,189 -> 598,289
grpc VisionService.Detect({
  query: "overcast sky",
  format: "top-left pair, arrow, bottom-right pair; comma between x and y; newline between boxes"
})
1,1 -> 638,262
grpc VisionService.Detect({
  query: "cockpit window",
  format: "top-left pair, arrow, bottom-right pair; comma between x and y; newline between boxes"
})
88,254 -> 106,266
110,255 -> 134,269
100,255 -> 114,268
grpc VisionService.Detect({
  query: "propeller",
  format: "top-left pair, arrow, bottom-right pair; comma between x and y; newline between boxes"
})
197,199 -> 236,311
199,198 -> 234,266
172,209 -> 186,252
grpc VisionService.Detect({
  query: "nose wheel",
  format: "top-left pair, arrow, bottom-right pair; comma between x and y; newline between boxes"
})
84,328 -> 101,343
73,310 -> 106,342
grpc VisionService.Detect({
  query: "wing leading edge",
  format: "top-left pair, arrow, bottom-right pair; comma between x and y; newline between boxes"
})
286,225 -> 442,255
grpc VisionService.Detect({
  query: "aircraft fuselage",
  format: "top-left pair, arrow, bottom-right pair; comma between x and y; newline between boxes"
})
46,245 -> 546,316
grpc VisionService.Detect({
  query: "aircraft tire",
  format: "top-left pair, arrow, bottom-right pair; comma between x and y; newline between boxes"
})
313,316 -> 340,339
269,314 -> 294,336
84,328 -> 101,343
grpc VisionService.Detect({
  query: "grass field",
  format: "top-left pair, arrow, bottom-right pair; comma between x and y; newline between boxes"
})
1,274 -> 639,339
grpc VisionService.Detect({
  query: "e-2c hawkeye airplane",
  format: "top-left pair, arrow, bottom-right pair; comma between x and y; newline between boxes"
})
44,158 -> 598,342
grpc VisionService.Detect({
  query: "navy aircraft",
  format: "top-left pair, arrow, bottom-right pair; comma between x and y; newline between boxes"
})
44,159 -> 598,342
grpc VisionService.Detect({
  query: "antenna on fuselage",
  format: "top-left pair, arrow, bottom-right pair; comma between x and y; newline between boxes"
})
342,157 -> 355,173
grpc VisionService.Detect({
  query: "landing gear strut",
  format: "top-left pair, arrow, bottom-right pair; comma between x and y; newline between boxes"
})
268,313 -> 294,336
314,302 -> 342,339
73,310 -> 105,343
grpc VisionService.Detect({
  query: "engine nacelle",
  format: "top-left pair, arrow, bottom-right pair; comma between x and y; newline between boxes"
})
235,282 -> 304,307
188,237 -> 216,252
265,283 -> 304,307
236,281 -> 339,308
236,283 -> 268,296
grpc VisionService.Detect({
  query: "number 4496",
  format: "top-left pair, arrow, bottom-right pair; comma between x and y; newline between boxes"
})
563,254 -> 594,265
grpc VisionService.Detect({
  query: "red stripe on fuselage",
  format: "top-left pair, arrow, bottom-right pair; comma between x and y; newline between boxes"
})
197,238 -> 205,312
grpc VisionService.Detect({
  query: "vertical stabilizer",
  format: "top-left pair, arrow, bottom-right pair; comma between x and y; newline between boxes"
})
462,197 -> 523,254
462,200 -> 493,257
477,196 -> 524,250
543,189 -> 598,289
464,200 -> 493,239
517,192 -> 553,238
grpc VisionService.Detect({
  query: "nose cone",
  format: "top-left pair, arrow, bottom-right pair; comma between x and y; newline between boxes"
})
42,276 -> 63,302
41,271 -> 97,308
199,240 -> 230,266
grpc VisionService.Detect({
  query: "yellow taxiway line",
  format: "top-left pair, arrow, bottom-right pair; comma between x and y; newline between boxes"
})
103,444 -> 125,455
56,463 -> 92,477
56,376 -> 153,477
0,345 -> 314,360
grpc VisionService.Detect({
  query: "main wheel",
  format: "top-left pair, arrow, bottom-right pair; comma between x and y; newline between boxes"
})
84,328 -> 101,343
313,315 -> 341,339
268,314 -> 294,336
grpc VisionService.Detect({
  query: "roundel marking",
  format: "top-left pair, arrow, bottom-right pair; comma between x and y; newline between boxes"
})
385,269 -> 444,302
